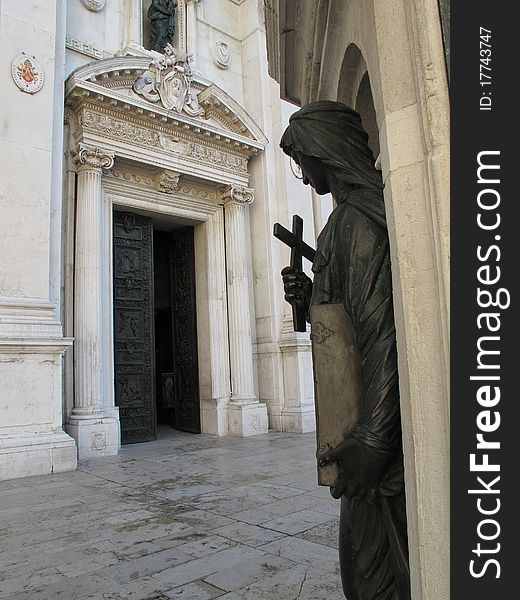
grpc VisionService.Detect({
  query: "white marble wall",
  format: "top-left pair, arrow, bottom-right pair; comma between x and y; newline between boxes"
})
239,4 -> 318,432
0,0 -> 77,480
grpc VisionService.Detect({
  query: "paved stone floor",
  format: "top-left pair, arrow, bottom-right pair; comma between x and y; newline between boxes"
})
0,430 -> 344,599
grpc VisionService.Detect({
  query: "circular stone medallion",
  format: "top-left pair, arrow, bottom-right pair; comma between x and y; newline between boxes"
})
11,53 -> 45,94
80,0 -> 106,11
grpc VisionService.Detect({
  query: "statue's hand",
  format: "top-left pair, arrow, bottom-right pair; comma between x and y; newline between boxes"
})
281,266 -> 312,310
317,437 -> 390,501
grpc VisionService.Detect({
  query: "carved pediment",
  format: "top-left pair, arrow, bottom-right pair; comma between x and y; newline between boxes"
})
65,54 -> 268,148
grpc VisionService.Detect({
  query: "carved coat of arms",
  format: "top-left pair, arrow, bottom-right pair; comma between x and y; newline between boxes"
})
11,54 -> 44,94
133,44 -> 204,117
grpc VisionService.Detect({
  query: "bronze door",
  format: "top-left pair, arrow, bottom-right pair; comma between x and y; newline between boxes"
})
113,212 -> 156,444
170,228 -> 201,433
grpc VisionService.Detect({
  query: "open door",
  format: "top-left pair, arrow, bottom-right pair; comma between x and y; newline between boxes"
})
113,211 -> 156,444
170,227 -> 201,433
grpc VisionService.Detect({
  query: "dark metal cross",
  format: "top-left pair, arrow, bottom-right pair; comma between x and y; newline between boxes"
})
273,215 -> 316,332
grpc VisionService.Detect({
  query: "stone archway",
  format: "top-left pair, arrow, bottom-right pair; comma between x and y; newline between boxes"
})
337,44 -> 379,159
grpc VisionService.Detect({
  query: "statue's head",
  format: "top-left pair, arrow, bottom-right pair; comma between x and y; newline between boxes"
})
280,101 -> 382,195
290,152 -> 331,196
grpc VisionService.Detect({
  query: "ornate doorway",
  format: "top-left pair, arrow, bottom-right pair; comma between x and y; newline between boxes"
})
113,211 -> 200,444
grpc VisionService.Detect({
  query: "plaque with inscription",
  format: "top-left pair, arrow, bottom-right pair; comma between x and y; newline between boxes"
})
310,303 -> 363,486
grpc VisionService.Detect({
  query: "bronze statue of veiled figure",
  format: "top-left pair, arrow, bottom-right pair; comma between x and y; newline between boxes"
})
148,0 -> 177,53
280,101 -> 411,600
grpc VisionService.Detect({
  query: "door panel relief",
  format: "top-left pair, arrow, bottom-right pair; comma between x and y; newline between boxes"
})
113,212 -> 156,443
171,228 -> 201,433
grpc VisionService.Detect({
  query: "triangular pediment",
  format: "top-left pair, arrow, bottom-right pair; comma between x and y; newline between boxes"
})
65,54 -> 268,148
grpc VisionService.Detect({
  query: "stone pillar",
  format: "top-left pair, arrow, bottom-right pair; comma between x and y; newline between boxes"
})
203,208 -> 231,435
222,186 -> 268,436
278,312 -> 315,433
185,0 -> 200,60
126,0 -> 143,46
66,144 -> 120,459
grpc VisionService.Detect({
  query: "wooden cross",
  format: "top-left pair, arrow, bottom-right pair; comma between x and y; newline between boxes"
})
273,215 -> 316,332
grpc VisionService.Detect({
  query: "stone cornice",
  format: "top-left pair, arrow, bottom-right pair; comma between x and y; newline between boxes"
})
0,338 -> 73,355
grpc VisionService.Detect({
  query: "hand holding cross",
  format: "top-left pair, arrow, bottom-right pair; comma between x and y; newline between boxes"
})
273,215 -> 316,332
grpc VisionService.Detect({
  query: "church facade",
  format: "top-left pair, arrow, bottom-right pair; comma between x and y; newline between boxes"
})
0,2 -> 449,599
1,0 -> 324,477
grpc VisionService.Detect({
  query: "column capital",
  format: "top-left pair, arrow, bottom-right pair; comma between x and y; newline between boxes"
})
74,144 -> 115,171
185,0 -> 201,5
220,185 -> 254,206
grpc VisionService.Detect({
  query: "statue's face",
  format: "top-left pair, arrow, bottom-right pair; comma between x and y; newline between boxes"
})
293,152 -> 330,195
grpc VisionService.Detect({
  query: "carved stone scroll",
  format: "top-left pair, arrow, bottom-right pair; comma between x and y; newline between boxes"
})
75,144 -> 115,171
80,0 -> 106,12
221,185 -> 254,206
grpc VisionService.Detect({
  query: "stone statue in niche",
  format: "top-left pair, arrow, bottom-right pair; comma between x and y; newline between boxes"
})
148,0 -> 177,53
133,44 -> 204,117
278,101 -> 411,600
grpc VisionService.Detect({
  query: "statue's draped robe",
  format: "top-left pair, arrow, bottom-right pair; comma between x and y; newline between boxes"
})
311,190 -> 410,600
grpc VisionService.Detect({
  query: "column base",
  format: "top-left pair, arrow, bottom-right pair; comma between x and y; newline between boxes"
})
227,400 -> 269,437
201,397 -> 230,436
0,432 -> 77,481
66,416 -> 120,460
281,406 -> 316,433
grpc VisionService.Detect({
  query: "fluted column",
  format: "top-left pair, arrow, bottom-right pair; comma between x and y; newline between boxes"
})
185,0 -> 200,60
126,0 -> 143,46
66,144 -> 120,458
207,209 -> 231,401
73,145 -> 113,416
203,208 -> 231,435
222,186 -> 268,436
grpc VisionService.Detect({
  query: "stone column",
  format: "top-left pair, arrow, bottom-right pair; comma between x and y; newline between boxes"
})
185,0 -> 200,60
204,208 -> 231,435
126,0 -> 143,46
222,186 -> 268,436
66,144 -> 120,459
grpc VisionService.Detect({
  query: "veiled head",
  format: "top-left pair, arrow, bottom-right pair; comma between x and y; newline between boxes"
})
280,101 -> 383,195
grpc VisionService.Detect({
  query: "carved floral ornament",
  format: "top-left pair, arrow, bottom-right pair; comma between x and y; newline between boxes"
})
80,0 -> 106,11
74,144 -> 115,170
157,170 -> 181,193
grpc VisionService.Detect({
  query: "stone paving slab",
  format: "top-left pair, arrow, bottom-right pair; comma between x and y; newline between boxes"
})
0,431 -> 343,599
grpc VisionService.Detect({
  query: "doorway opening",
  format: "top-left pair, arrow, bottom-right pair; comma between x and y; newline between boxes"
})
113,210 -> 201,444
